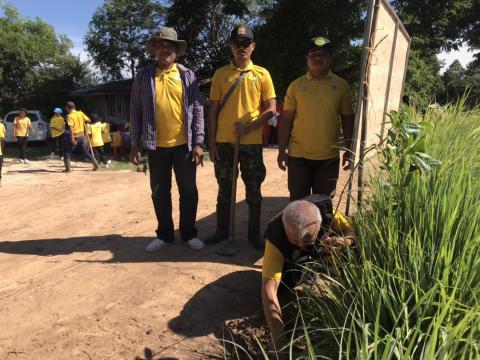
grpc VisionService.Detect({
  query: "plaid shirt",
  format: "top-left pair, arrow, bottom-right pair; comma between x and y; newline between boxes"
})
130,63 -> 205,151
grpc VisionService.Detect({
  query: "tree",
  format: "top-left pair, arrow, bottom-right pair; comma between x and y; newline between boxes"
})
85,0 -> 165,80
0,4 -> 92,116
166,0 -> 272,75
253,0 -> 365,98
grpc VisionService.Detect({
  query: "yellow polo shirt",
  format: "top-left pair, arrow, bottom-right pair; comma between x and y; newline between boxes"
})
210,61 -> 276,144
102,123 -> 112,143
155,64 -> 187,147
50,115 -> 65,137
284,71 -> 354,160
87,122 -> 104,147
262,210 -> 351,281
0,123 -> 5,156
67,110 -> 90,135
14,116 -> 31,137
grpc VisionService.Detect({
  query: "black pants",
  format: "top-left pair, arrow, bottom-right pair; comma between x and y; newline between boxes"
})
0,155 -> 3,180
17,136 -> 28,160
50,134 -> 64,156
63,135 -> 96,164
148,144 -> 198,242
92,146 -> 106,164
103,142 -> 111,162
288,156 -> 340,200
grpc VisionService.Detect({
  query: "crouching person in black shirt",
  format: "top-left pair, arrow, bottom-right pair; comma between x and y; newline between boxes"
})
261,194 -> 354,352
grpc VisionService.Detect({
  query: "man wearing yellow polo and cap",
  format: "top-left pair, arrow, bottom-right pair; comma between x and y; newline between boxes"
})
206,25 -> 276,250
277,36 -> 354,200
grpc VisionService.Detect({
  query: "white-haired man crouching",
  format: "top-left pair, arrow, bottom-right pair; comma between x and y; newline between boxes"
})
261,194 -> 354,351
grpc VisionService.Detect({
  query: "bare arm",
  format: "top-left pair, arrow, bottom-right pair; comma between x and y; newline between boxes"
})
340,114 -> 355,170
277,110 -> 295,171
262,277 -> 286,351
207,100 -> 221,163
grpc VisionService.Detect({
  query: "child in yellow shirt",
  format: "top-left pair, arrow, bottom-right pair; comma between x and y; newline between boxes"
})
111,125 -> 122,159
101,117 -> 112,167
87,114 -> 107,166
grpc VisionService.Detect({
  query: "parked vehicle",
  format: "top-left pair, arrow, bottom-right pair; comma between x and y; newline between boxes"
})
3,110 -> 50,144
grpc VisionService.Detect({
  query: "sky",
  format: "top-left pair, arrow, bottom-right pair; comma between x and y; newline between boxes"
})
1,0 -> 477,72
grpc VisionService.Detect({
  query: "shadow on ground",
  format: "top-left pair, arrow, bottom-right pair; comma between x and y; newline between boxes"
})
0,197 -> 289,267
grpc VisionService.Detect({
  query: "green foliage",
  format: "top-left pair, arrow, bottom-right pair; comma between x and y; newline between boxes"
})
84,0 -> 165,80
253,0 -> 365,99
166,0 -> 272,74
0,4 -> 92,116
299,102 -> 480,358
403,50 -> 444,109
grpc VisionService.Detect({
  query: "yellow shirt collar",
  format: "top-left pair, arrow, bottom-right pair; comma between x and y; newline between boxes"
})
156,63 -> 178,74
306,70 -> 333,80
229,61 -> 254,71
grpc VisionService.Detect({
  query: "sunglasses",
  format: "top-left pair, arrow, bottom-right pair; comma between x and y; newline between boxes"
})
232,39 -> 253,48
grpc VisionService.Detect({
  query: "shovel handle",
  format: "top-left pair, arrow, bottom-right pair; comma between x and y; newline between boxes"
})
228,136 -> 241,242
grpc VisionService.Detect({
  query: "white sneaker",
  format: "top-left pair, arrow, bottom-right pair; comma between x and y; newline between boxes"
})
18,159 -> 24,163
107,160 -> 112,164
24,159 -> 30,164
186,237 -> 205,250
145,238 -> 167,252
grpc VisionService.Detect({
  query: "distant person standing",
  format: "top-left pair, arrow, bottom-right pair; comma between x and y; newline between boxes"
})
63,101 -> 99,172
13,108 -> 34,164
206,25 -> 276,249
130,27 -> 205,252
87,114 -> 107,167
50,108 -> 65,157
101,117 -> 112,167
0,120 -> 5,184
277,37 -> 354,200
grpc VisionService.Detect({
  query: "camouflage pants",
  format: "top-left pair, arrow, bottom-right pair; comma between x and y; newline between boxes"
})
214,143 -> 266,207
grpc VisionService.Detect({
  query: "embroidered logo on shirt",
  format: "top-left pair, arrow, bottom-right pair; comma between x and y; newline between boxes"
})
330,84 -> 337,91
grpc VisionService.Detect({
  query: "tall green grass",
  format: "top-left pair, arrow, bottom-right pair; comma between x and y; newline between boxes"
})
299,101 -> 480,359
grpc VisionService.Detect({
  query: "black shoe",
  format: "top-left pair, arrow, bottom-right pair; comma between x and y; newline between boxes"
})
248,205 -> 265,250
205,204 -> 230,245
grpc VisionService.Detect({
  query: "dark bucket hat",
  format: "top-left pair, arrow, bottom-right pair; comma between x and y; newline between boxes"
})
146,27 -> 187,56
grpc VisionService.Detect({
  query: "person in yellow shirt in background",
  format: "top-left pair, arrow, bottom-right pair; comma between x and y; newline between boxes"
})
50,108 -> 65,157
87,114 -> 107,167
13,108 -> 34,164
277,37 -> 355,200
206,25 -> 276,249
111,125 -> 122,159
0,120 -> 6,184
63,101 -> 99,172
101,117 -> 112,167
261,194 -> 354,351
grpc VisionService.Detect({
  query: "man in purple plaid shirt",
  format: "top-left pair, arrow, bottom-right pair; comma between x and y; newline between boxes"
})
130,27 -> 205,252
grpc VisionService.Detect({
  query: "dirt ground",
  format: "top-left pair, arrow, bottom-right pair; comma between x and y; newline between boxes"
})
0,148 -> 351,360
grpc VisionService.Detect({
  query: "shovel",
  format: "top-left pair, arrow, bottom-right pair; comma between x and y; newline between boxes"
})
216,136 -> 241,256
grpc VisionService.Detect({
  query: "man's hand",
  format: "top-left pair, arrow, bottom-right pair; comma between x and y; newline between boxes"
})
342,151 -> 352,171
208,142 -> 220,164
234,122 -> 249,137
71,138 -> 77,145
277,149 -> 288,171
130,147 -> 142,165
192,145 -> 204,167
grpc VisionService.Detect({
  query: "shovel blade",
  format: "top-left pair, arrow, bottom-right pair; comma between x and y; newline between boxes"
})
215,240 -> 239,256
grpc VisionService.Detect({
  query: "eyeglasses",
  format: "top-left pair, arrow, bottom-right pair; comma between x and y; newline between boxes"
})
232,39 -> 253,48
152,42 -> 177,52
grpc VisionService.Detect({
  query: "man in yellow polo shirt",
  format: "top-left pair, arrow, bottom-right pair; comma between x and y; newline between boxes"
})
50,108 -> 65,157
130,27 -> 205,252
278,36 -> 354,200
206,25 -> 276,249
261,194 -> 353,350
64,101 -> 99,172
